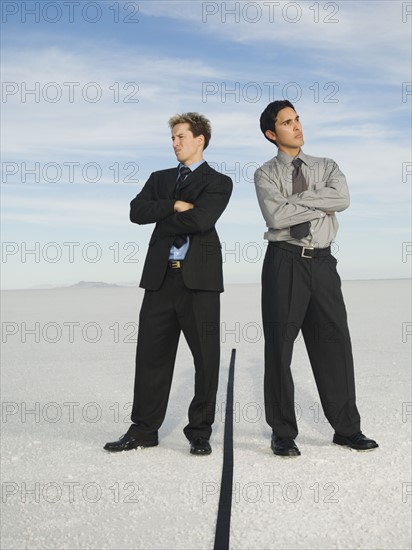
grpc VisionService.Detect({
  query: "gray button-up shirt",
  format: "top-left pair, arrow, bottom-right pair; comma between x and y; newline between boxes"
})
254,149 -> 350,248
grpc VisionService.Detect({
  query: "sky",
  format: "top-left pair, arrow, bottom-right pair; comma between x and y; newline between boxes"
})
1,0 -> 411,289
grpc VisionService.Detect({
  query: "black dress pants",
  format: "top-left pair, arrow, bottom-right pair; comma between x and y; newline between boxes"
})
129,267 -> 220,443
262,242 -> 361,439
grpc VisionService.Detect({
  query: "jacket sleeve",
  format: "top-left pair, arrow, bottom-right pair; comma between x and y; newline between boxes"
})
130,172 -> 176,225
155,177 -> 233,237
254,166 -> 324,231
287,161 -> 350,212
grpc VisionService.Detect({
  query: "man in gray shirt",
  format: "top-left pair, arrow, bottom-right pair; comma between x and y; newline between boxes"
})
254,100 -> 378,456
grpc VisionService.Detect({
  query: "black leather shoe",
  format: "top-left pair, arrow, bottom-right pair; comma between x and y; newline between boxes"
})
190,437 -> 212,455
333,431 -> 378,451
271,435 -> 301,457
104,434 -> 158,453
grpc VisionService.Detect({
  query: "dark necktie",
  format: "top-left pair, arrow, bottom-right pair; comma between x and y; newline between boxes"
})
173,165 -> 191,249
290,158 -> 310,239
174,165 -> 191,198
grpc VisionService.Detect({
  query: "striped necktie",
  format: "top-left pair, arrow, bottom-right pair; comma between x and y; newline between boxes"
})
173,165 -> 191,248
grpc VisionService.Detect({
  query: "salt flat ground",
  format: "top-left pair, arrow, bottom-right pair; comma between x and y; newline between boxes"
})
1,280 -> 411,550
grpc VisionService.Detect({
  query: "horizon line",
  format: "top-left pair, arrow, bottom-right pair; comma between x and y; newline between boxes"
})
1,277 -> 410,291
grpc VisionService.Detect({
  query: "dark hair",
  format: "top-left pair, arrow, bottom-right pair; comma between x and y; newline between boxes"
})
168,112 -> 211,150
259,100 -> 296,146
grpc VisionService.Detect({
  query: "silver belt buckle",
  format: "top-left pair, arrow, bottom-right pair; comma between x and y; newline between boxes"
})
301,246 -> 314,258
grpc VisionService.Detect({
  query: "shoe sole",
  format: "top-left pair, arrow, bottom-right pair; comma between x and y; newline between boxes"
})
272,450 -> 301,457
271,443 -> 301,457
333,442 -> 378,452
190,449 -> 212,456
104,442 -> 158,453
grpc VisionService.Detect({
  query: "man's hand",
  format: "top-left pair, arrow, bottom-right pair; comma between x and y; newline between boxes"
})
174,200 -> 194,213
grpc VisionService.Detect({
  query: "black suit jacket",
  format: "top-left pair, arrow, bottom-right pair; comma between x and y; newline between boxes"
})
130,162 -> 233,291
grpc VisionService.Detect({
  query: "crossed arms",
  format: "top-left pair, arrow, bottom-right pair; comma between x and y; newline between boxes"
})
254,160 -> 350,231
130,172 -> 232,236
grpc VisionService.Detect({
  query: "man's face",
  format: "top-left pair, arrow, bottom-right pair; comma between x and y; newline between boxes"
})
171,123 -> 204,165
265,107 -> 304,155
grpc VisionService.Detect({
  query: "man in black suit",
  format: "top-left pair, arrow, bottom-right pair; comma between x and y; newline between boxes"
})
105,112 -> 233,455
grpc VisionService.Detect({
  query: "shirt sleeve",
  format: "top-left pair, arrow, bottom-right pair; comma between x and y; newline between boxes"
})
287,161 -> 350,212
254,166 -> 325,231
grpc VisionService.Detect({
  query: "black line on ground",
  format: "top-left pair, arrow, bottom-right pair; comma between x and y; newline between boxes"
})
213,348 -> 236,550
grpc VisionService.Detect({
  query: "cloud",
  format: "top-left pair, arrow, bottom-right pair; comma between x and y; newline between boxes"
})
1,45 -> 225,160
1,1 -> 410,287
1,193 -> 131,227
137,1 -> 410,81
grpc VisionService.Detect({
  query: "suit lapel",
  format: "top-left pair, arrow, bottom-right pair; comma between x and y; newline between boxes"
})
163,167 -> 179,198
178,162 -> 210,195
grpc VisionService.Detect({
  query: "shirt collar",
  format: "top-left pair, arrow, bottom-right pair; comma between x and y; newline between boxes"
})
178,159 -> 205,173
276,149 -> 309,167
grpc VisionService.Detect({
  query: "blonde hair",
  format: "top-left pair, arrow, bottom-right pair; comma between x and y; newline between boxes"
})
168,112 -> 212,149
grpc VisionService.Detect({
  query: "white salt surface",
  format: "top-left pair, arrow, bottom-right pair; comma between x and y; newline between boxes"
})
1,280 -> 411,549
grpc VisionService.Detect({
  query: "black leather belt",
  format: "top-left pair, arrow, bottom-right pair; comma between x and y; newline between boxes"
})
168,260 -> 182,269
269,241 -> 331,258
